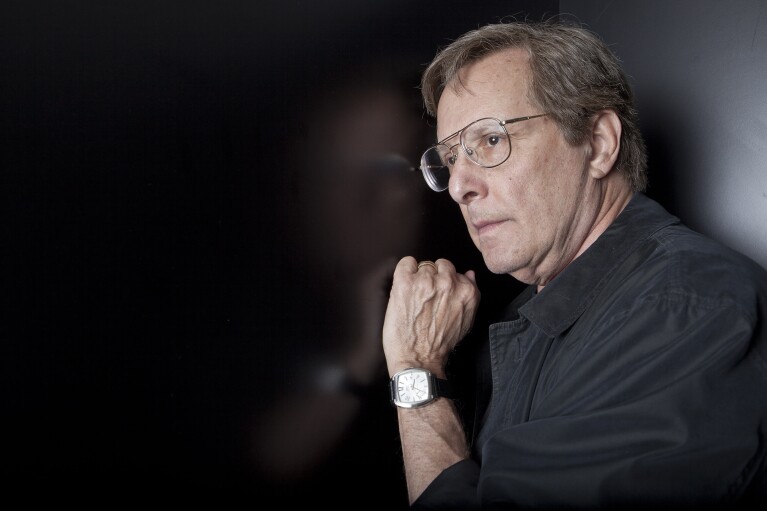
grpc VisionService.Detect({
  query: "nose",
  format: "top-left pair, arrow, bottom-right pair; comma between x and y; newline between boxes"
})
448,150 -> 486,205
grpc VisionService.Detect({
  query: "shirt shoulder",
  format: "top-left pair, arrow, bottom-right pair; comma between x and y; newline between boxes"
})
637,223 -> 767,318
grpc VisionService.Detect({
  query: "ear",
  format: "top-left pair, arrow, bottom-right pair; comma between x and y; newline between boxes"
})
588,109 -> 622,180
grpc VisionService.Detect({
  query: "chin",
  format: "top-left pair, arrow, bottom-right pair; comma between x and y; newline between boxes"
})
481,253 -> 517,276
482,252 -> 538,284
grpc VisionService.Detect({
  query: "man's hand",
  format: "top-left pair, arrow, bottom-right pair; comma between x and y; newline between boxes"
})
382,257 -> 480,378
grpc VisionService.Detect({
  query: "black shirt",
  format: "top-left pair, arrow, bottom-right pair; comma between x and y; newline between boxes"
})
414,193 -> 767,510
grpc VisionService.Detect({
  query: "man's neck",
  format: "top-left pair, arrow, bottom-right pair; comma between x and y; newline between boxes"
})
537,185 -> 634,293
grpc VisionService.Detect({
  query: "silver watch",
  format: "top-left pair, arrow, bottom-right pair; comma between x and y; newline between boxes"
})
389,368 -> 455,408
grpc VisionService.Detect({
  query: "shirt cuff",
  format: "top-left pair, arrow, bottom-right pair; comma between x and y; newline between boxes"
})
411,458 -> 481,510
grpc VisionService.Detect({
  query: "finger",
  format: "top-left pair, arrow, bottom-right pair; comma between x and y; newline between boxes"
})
434,258 -> 456,274
394,256 -> 418,277
465,269 -> 477,285
417,260 -> 438,273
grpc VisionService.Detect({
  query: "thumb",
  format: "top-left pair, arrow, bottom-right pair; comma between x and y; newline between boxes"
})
465,269 -> 477,285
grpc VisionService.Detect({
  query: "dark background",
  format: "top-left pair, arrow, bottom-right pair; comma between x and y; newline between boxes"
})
0,0 -> 553,506
562,0 -> 767,268
2,0 -> 765,506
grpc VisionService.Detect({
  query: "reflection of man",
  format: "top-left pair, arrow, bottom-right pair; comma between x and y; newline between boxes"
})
382,21 -> 767,509
253,69 -> 426,504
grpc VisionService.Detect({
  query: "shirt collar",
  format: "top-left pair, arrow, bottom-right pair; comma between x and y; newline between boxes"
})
518,193 -> 679,337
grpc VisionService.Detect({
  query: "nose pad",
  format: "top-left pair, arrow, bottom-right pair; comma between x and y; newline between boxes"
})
446,143 -> 461,167
454,143 -> 478,166
464,147 -> 476,164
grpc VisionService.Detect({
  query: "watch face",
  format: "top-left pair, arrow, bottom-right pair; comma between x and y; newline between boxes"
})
395,369 -> 431,406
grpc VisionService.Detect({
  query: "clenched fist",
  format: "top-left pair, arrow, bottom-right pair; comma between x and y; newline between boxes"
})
382,256 -> 481,378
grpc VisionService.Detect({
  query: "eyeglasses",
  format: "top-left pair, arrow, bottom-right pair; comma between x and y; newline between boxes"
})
419,114 -> 547,192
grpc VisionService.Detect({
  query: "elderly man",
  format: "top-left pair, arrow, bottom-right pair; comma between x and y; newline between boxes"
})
382,21 -> 767,509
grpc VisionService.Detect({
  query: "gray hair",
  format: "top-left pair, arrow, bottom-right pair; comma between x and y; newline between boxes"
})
421,21 -> 647,192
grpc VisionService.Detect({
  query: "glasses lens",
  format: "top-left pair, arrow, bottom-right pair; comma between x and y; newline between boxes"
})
419,145 -> 451,192
461,119 -> 510,168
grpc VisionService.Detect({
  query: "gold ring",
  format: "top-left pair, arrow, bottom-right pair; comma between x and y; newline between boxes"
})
417,261 -> 438,271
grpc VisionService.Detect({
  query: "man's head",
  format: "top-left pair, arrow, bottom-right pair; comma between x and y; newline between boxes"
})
422,21 -> 647,192
420,21 -> 646,285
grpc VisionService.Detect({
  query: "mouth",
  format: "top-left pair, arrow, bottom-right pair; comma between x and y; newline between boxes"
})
472,219 -> 507,236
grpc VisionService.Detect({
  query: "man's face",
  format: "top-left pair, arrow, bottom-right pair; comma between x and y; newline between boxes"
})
437,48 -> 599,285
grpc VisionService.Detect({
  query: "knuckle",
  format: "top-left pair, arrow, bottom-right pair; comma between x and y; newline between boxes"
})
436,258 -> 456,272
418,281 -> 432,294
460,284 -> 480,302
435,275 -> 454,292
391,274 -> 415,294
413,271 -> 433,286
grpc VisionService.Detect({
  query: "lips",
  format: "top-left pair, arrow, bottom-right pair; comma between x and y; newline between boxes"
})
472,219 -> 507,235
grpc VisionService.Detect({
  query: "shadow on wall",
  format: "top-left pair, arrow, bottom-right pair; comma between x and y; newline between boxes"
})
641,97 -> 687,221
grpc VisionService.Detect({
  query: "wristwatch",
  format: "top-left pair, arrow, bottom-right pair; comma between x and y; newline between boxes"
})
389,368 -> 455,408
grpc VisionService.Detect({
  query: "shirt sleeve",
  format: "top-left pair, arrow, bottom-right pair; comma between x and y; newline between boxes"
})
411,459 -> 481,510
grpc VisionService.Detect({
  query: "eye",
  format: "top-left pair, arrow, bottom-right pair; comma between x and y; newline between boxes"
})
486,134 -> 501,146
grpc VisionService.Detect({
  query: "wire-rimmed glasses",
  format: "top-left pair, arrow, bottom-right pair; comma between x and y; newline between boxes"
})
419,114 -> 547,192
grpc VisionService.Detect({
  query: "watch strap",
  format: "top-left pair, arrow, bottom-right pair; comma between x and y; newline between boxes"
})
432,375 -> 455,400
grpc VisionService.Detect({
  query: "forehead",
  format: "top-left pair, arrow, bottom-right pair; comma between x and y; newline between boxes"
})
436,48 -> 532,140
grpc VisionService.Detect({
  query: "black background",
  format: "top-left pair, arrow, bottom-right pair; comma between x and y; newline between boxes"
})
1,1 -> 556,506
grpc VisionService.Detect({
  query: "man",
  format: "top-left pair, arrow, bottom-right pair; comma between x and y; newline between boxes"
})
382,21 -> 767,509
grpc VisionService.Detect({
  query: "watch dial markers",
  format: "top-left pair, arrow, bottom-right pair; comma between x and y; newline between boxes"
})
397,372 -> 429,403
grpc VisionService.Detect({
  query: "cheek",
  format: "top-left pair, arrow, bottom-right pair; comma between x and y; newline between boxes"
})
527,139 -> 587,199
502,148 -> 582,237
